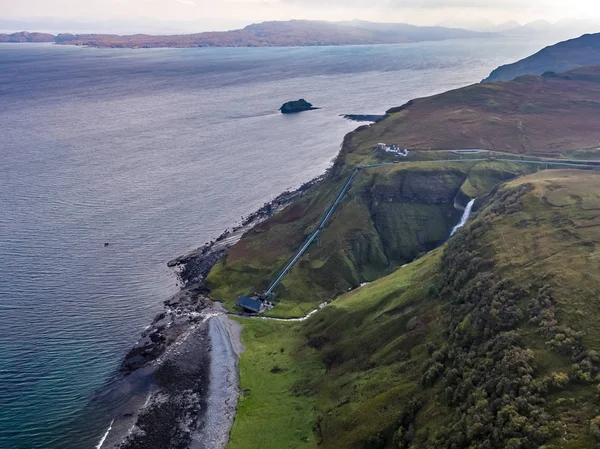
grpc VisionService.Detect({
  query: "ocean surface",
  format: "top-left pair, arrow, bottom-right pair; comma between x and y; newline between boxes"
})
0,37 -> 558,449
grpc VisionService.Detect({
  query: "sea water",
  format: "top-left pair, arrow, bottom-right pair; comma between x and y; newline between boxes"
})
0,36 -> 557,448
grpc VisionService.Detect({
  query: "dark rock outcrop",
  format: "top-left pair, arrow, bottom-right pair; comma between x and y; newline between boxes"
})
342,114 -> 384,122
280,99 -> 317,114
120,292 -> 211,374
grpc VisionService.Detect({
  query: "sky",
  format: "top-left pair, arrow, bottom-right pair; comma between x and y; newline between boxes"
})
2,0 -> 600,31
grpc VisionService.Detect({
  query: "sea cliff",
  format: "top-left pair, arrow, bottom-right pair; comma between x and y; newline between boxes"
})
101,57 -> 600,449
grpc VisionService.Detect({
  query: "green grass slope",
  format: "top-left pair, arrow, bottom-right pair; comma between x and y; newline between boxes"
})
228,319 -> 321,449
207,160 -> 534,317
230,169 -> 600,449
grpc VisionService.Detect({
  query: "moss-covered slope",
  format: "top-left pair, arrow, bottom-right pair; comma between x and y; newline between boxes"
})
230,169 -> 600,449
207,160 -> 534,317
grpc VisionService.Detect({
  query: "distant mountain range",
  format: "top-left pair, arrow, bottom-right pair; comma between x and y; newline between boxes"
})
438,18 -> 522,32
439,17 -> 600,38
0,31 -> 54,43
0,20 -> 492,48
484,32 -> 600,82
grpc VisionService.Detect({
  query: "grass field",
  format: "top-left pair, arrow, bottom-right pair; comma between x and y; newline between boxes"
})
227,319 -> 322,449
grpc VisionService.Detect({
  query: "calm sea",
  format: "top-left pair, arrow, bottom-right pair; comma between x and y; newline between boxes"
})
0,37 -> 557,448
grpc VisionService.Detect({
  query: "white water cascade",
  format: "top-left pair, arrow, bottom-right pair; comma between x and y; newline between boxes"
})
450,198 -> 476,236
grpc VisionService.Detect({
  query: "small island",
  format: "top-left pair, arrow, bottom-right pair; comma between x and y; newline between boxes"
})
280,99 -> 318,114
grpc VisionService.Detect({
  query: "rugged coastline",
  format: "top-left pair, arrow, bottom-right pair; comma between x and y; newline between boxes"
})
101,60 -> 600,449
99,174 -> 326,449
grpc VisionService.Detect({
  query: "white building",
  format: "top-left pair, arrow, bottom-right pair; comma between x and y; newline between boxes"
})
377,142 -> 410,157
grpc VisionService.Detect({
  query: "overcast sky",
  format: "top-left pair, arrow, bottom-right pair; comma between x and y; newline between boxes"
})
2,0 -> 600,29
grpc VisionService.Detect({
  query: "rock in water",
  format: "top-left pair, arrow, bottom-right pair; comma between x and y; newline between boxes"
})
280,99 -> 317,114
342,114 -> 384,122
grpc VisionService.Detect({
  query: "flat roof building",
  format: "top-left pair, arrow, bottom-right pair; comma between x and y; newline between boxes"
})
236,296 -> 264,314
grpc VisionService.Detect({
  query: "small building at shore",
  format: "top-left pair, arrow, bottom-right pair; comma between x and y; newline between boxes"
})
236,296 -> 265,314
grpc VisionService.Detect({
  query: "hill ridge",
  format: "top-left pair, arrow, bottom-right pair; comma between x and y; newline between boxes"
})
0,20 -> 492,48
484,32 -> 600,82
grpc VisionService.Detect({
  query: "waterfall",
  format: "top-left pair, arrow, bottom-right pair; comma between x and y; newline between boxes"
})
450,198 -> 476,236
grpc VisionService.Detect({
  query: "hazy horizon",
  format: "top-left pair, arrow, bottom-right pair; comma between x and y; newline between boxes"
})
2,0 -> 600,34
1,16 -> 600,36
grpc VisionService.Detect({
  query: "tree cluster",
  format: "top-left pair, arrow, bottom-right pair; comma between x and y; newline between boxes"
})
529,285 -> 600,386
416,219 -> 557,449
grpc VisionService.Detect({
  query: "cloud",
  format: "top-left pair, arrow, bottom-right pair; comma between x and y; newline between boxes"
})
280,0 -> 531,11
388,0 -> 525,9
2,0 -> 599,27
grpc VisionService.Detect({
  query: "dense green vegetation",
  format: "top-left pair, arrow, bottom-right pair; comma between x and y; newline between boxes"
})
219,51 -> 600,448
228,169 -> 600,448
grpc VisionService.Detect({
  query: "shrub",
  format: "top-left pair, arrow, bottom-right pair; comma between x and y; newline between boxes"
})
590,416 -> 600,440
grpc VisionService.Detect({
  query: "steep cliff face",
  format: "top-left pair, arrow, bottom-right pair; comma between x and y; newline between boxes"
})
362,168 -> 468,264
207,163 -> 515,316
376,169 -> 466,204
206,160 -> 535,317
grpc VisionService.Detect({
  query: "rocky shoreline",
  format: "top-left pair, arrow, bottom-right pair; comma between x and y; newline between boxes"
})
122,173 -> 324,374
101,174 -> 325,449
341,114 -> 384,122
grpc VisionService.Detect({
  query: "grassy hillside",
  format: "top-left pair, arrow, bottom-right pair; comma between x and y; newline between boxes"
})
335,67 -> 600,159
484,33 -> 600,82
207,67 -> 600,318
229,169 -> 600,448
207,160 -> 535,317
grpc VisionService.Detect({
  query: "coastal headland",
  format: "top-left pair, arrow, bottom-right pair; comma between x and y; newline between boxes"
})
0,20 -> 492,48
101,36 -> 600,447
